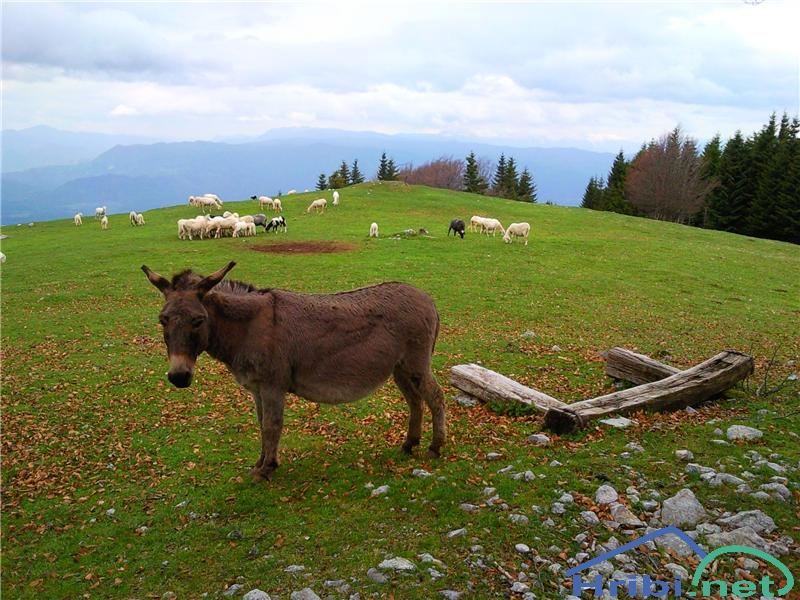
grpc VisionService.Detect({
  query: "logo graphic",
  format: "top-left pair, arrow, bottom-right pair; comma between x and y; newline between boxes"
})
566,526 -> 794,598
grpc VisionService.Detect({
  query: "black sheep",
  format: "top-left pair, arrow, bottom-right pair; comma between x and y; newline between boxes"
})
448,219 -> 466,239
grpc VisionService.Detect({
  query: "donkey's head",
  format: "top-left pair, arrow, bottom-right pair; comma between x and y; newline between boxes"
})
142,262 -> 236,388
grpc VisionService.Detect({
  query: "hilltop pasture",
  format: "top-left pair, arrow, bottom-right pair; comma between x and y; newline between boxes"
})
1,182 -> 798,599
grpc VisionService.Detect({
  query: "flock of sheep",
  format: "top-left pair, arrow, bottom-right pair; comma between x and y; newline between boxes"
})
468,215 -> 531,245
73,206 -> 145,230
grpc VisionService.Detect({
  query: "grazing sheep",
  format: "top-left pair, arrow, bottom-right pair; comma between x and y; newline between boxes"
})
74,213 -> 83,226
222,211 -> 239,219
448,219 -> 465,238
203,194 -> 222,204
95,206 -> 107,219
208,216 -> 239,239
0,251 -> 5,263
178,217 -> 207,240
100,215 -> 109,230
265,216 -> 287,233
286,189 -> 297,195
135,213 -> 146,226
189,196 -> 222,212
481,218 -> 505,237
253,195 -> 274,210
469,215 -> 485,233
503,222 -> 530,245
307,198 -> 327,213
129,211 -> 138,226
273,198 -> 282,212
253,214 -> 268,229
369,222 -> 379,238
332,190 -> 340,206
233,221 -> 256,238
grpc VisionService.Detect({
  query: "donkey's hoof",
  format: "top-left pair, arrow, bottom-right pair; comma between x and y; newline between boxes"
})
401,438 -> 421,454
250,466 -> 276,483
426,447 -> 441,459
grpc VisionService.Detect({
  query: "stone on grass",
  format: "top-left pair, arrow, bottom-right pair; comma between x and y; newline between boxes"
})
510,582 -> 530,593
727,425 -> 763,441
412,468 -> 432,478
367,568 -> 389,583
378,557 -> 416,571
610,503 -> 645,527
653,531 -> 694,557
660,489 -> 706,527
486,452 -> 503,461
717,510 -> 776,535
559,493 -> 574,504
581,511 -> 600,525
551,502 -> 566,515
527,434 -> 550,446
371,485 -> 389,497
459,503 -> 479,513
515,543 -> 530,554
708,473 -> 745,487
595,484 -> 619,505
223,584 -> 243,596
759,483 -> 791,502
664,564 -> 689,580
440,591 -> 461,600
675,450 -> 694,461
243,590 -> 271,600
706,527 -> 770,552
625,442 -> 645,453
290,589 -> 320,600
447,528 -> 467,539
510,514 -> 529,525
599,417 -> 637,428
454,394 -> 479,408
285,565 -> 305,573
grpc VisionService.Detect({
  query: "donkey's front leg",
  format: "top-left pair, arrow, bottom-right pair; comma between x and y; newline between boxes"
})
251,388 -> 285,483
252,392 -> 265,470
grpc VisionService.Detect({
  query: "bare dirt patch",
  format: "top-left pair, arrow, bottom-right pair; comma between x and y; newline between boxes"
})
251,240 -> 358,255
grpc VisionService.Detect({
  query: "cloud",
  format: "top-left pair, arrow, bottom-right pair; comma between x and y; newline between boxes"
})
109,104 -> 139,117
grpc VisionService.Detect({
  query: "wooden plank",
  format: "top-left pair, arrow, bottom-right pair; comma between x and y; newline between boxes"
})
605,347 -> 680,385
544,350 -> 753,434
448,363 -> 568,414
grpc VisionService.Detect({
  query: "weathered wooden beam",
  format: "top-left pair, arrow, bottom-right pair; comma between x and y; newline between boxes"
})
605,347 -> 680,385
543,350 -> 753,434
448,363 -> 568,414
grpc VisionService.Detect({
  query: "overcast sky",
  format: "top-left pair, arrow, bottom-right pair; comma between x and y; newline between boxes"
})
2,1 -> 798,151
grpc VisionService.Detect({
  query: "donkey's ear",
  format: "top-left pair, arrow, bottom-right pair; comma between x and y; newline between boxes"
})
142,265 -> 171,295
197,261 -> 236,296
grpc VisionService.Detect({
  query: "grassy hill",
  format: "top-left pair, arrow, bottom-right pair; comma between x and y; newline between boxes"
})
1,183 -> 798,599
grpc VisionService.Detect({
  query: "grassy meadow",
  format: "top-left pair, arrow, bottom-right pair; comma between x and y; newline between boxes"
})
1,182 -> 798,599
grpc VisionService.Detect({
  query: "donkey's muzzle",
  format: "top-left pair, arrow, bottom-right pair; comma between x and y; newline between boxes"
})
168,370 -> 193,388
167,354 -> 195,388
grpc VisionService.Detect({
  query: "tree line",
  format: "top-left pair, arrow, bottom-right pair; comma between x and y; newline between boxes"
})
317,151 -> 538,203
582,113 -> 799,244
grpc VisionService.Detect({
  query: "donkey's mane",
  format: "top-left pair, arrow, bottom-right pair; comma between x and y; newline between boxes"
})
171,270 -> 270,295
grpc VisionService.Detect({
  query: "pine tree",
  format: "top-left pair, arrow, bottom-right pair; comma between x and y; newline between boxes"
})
463,151 -> 488,194
385,158 -> 398,181
377,152 -> 389,180
517,168 -> 537,203
503,157 -> 519,200
337,160 -> 350,185
327,171 -> 347,189
581,176 -> 605,209
743,113 -> 779,236
601,150 -> 633,214
316,173 -> 327,191
350,159 -> 365,184
492,154 -> 507,195
698,135 -> 723,226
706,131 -> 749,232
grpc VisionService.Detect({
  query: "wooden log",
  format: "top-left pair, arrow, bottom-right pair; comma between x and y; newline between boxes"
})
605,347 -> 680,385
448,363 -> 568,414
544,350 -> 753,434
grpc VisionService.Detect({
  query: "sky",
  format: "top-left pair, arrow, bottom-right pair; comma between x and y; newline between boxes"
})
2,1 -> 798,152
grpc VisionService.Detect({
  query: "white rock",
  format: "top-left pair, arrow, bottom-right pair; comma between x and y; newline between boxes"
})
447,528 -> 467,539
527,434 -> 551,446
610,503 -> 645,527
727,425 -> 764,441
660,489 -> 706,527
708,473 -> 745,487
510,582 -> 530,593
243,590 -> 271,600
595,484 -> 619,505
378,557 -> 416,571
599,417 -> 637,428
486,452 -> 503,461
717,510 -> 776,534
439,591 -> 461,600
412,469 -> 432,478
559,493 -> 574,504
551,502 -> 566,515
706,526 -> 770,552
371,485 -> 389,497
223,584 -> 243,597
290,589 -> 320,600
510,514 -> 529,525
759,482 -> 791,501
581,511 -> 600,525
675,450 -> 694,461
367,568 -> 389,583
664,563 -> 688,580
625,442 -> 645,453
459,503 -> 479,513
285,565 -> 305,573
515,543 -> 530,553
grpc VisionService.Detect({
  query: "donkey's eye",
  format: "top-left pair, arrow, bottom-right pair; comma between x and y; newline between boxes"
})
159,315 -> 169,326
191,317 -> 205,328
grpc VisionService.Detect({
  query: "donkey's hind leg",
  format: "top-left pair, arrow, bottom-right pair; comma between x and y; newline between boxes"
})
420,370 -> 447,457
393,367 -> 424,454
252,393 -> 266,469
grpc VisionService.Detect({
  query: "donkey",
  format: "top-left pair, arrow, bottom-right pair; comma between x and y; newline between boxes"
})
142,262 -> 447,481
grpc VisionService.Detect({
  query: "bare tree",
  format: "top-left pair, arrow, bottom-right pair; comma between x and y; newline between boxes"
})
625,127 -> 716,224
397,156 -> 465,190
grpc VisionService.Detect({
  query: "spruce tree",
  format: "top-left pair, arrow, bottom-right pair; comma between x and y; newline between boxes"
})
581,176 -> 605,209
350,159 -> 365,184
707,131 -> 749,232
377,152 -> 389,180
463,151 -> 488,194
337,160 -> 351,185
601,150 -> 632,214
385,158 -> 398,181
492,154 -> 507,195
503,157 -> 519,200
517,168 -> 537,202
743,113 -> 779,236
316,173 -> 327,191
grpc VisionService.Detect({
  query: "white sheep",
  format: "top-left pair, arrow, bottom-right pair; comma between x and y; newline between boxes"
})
189,196 -> 222,212
203,193 -> 222,204
74,213 -> 83,226
503,222 -> 531,245
222,211 -> 239,219
129,211 -> 138,226
208,216 -> 239,238
307,198 -> 327,213
469,215 -> 485,233
178,217 -> 206,240
100,215 -> 109,230
0,252 -> 5,264
332,190 -> 340,206
481,218 -> 505,237
135,213 -> 146,226
369,222 -> 379,238
257,196 -> 274,210
238,215 -> 255,224
233,221 -> 256,238
273,199 -> 282,212
95,206 -> 107,219
286,189 -> 297,195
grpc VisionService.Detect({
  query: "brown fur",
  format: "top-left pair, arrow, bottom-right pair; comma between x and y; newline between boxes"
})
142,262 -> 447,481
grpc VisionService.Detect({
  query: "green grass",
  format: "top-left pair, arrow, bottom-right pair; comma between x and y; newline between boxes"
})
2,182 -> 798,599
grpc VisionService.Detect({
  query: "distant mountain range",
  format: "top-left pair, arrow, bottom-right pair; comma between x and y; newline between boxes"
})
0,126 -> 614,224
